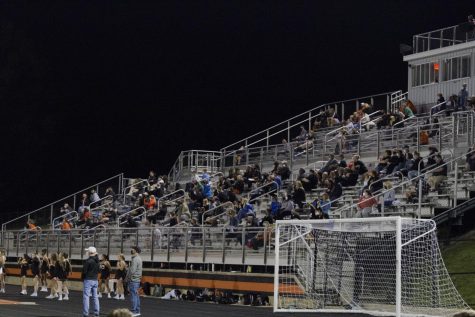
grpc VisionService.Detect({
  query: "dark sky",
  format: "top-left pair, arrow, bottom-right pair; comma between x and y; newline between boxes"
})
0,0 -> 473,218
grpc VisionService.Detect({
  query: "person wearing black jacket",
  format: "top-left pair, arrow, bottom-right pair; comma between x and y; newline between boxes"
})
82,246 -> 100,317
30,252 -> 40,297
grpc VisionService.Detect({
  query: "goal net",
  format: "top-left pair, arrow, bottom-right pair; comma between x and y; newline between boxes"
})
274,217 -> 471,317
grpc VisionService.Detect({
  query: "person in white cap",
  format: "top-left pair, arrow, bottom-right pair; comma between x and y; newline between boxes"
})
82,246 -> 100,317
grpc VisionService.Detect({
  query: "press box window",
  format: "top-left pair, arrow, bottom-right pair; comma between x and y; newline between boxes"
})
411,62 -> 439,87
442,55 -> 471,81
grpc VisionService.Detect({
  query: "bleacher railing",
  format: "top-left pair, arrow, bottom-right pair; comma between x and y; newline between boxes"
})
332,149 -> 474,218
1,173 -> 124,232
0,226 -> 274,266
220,92 -> 396,154
412,23 -> 475,54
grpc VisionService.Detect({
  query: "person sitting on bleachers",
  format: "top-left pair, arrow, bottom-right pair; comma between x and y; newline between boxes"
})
382,181 -> 396,207
236,199 -> 254,223
60,203 -> 73,215
386,149 -> 400,175
326,179 -> 342,202
26,219 -> 38,231
399,152 -> 414,177
376,150 -> 392,174
90,189 -> 100,204
295,125 -> 308,141
408,151 -> 423,179
401,103 -> 414,119
60,218 -> 72,234
147,170 -> 158,185
275,194 -> 295,220
277,161 -> 291,180
428,155 -> 447,192
338,154 -> 347,168
291,181 -> 306,209
426,147 -> 439,170
320,154 -> 339,174
366,171 -> 383,194
350,155 -> 368,176
78,193 -> 90,213
338,168 -> 359,187
354,190 -> 378,218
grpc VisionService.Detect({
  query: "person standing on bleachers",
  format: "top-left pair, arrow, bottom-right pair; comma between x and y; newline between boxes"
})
457,84 -> 469,112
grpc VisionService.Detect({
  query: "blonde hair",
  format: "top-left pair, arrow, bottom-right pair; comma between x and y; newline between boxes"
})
108,308 -> 133,317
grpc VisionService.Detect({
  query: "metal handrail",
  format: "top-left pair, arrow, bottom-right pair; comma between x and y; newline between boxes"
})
418,149 -> 454,175
88,195 -> 113,210
221,91 -> 398,152
201,201 -> 234,225
247,181 -> 279,200
81,225 -> 107,240
122,179 -> 150,201
429,101 -> 449,117
1,173 -> 123,232
52,211 -> 79,230
118,207 -> 146,227
156,189 -> 185,208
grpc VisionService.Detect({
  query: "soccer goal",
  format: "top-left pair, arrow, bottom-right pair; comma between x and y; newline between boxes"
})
274,217 -> 471,317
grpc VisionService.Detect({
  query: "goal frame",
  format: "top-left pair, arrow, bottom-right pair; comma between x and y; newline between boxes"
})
273,217 -> 459,317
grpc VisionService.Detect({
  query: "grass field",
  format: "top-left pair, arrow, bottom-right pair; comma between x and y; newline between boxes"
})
441,230 -> 475,307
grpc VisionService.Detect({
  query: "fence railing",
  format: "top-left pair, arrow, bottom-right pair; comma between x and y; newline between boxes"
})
1,173 -> 123,232
0,225 -> 274,266
412,23 -> 475,54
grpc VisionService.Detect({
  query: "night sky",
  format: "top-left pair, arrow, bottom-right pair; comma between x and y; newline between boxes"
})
0,1 -> 473,219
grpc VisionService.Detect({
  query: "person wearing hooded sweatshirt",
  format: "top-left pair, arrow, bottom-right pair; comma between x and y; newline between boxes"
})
82,246 -> 100,317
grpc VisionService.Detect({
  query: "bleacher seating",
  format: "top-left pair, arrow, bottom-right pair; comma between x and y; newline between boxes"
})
1,92 -> 474,266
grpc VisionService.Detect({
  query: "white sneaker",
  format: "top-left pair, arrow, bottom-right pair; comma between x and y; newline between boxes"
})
0,288 -> 5,293
63,295 -> 69,301
21,290 -> 27,295
54,293 -> 59,298
46,294 -> 55,299
120,295 -> 125,300
98,292 -> 102,298
58,295 -> 63,301
107,293 -> 111,298
40,287 -> 48,292
114,295 -> 120,300
30,292 -> 38,297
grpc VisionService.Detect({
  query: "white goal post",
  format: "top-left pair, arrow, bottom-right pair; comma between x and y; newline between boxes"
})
274,217 -> 472,317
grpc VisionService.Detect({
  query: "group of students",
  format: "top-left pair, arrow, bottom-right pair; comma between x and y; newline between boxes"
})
17,250 -> 71,300
7,249 -> 129,302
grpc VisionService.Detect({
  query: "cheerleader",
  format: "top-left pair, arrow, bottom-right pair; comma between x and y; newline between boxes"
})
98,254 -> 112,298
46,253 -> 58,299
53,253 -> 67,301
18,254 -> 30,295
0,250 -> 6,293
40,250 -> 49,292
113,254 -> 127,300
59,253 -> 71,300
30,252 -> 40,297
